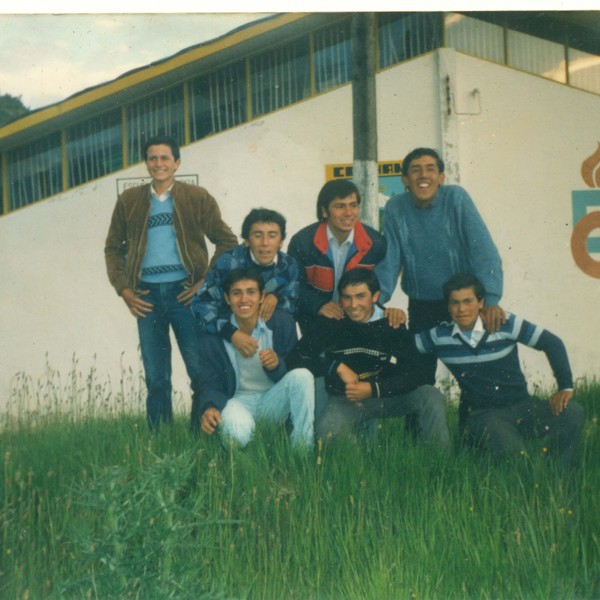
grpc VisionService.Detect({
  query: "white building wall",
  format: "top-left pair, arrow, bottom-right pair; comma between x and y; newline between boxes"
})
446,53 -> 600,388
1,49 -> 599,414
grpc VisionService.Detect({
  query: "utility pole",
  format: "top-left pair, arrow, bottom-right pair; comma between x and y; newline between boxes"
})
351,12 -> 379,229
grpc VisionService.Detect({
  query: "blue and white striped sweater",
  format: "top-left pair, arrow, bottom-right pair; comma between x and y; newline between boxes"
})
415,313 -> 572,409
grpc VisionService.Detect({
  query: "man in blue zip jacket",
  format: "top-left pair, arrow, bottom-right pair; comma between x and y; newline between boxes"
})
195,267 -> 314,448
287,179 -> 388,334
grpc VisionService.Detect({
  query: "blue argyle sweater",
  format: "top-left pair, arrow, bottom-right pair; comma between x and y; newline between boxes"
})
415,313 -> 573,409
190,244 -> 299,341
140,195 -> 187,282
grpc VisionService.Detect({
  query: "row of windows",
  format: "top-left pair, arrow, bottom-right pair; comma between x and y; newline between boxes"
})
1,12 -> 599,215
445,13 -> 600,89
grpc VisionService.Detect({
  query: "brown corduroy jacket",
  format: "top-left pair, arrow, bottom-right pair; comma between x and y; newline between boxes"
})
104,181 -> 237,295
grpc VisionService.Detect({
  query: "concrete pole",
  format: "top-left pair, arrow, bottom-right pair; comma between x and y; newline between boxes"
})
351,12 -> 379,229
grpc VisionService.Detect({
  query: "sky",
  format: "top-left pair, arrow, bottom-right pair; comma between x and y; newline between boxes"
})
0,1 -> 595,111
0,12 -> 268,110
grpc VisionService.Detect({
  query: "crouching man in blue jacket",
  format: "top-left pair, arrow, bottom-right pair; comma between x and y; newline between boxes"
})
194,267 -> 314,448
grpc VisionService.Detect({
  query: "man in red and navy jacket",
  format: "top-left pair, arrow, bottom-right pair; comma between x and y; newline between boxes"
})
288,179 -> 386,333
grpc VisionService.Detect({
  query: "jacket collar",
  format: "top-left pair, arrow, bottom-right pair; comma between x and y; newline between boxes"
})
314,221 -> 373,255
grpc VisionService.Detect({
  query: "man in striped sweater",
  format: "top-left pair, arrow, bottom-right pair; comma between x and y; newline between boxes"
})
415,273 -> 584,467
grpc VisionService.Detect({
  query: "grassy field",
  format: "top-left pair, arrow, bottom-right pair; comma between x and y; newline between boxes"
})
1,367 -> 598,599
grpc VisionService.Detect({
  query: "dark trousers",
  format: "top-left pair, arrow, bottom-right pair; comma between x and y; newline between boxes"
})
404,299 -> 449,438
408,298 -> 449,384
460,398 -> 585,468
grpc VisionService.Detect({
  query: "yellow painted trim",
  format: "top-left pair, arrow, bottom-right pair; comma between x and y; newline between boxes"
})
375,13 -> 381,72
0,13 -> 309,142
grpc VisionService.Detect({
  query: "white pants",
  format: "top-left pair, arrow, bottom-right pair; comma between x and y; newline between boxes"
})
220,368 -> 315,448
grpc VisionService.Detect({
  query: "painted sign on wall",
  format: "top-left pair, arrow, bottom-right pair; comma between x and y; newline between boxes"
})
571,145 -> 600,279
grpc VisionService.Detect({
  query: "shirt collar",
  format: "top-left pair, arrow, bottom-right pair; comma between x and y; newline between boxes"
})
151,183 -> 174,202
369,304 -> 385,322
327,225 -> 354,247
249,248 -> 278,266
452,316 -> 485,346
230,313 -> 267,336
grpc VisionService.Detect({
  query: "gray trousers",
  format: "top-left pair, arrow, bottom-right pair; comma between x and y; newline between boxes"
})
316,384 -> 450,446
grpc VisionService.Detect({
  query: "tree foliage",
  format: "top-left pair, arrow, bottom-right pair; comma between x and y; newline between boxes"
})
0,93 -> 30,126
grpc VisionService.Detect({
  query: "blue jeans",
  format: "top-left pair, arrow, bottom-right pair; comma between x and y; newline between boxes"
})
137,280 -> 204,428
220,368 -> 315,448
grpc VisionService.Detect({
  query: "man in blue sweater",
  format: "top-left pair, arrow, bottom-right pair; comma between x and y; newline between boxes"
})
195,267 -> 314,448
415,273 -> 584,467
191,208 -> 299,358
376,148 -> 504,384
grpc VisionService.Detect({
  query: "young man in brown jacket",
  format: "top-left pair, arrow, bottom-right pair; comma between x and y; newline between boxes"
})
105,135 -> 237,428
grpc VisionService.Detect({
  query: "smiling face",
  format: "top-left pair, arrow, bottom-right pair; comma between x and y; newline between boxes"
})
245,222 -> 283,266
224,278 -> 264,324
322,193 -> 360,243
145,144 -> 180,189
339,282 -> 380,324
448,287 -> 484,332
402,154 -> 445,209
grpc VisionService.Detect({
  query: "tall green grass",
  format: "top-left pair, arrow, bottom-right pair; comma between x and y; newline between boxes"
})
1,366 -> 598,599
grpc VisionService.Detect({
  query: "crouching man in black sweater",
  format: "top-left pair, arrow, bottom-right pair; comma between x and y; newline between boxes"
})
287,268 -> 450,445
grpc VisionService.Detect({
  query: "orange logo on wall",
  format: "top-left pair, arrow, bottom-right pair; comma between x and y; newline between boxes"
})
571,144 -> 600,279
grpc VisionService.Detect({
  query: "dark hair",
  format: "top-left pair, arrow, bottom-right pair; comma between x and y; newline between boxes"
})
223,267 -> 265,295
402,147 -> 444,175
241,208 -> 287,240
142,135 -> 181,161
338,267 -> 380,296
316,179 -> 361,221
442,273 -> 485,303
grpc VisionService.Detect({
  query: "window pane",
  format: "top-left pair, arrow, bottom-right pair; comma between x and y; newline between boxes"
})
0,160 -> 4,215
314,20 -> 352,94
126,86 -> 185,164
189,61 -> 247,141
7,134 -> 62,210
378,12 -> 443,69
445,13 -> 505,63
66,110 -> 123,188
568,48 -> 600,94
507,29 -> 566,82
250,37 -> 311,118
